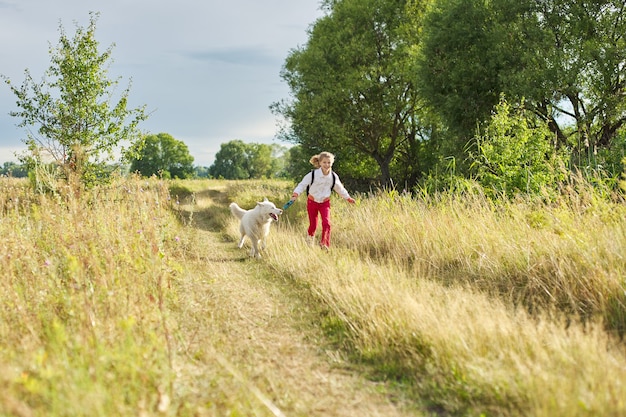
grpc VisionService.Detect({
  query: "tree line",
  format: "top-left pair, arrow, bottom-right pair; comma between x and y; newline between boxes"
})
0,13 -> 282,184
3,4 -> 626,197
271,0 -> 626,195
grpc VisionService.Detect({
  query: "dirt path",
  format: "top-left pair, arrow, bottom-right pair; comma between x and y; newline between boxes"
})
171,185 -> 420,416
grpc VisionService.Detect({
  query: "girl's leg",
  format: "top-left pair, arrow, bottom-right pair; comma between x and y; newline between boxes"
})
319,200 -> 331,247
306,199 -> 319,238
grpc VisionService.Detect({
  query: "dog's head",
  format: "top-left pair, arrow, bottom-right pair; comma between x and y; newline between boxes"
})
257,198 -> 283,222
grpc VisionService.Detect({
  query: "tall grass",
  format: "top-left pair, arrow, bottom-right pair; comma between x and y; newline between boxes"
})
2,175 -> 626,416
264,242 -> 626,415
0,176 -> 184,416
255,182 -> 626,416
331,187 -> 626,336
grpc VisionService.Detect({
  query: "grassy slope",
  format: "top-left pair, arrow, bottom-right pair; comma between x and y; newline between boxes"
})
1,177 -> 625,416
0,177 -> 417,417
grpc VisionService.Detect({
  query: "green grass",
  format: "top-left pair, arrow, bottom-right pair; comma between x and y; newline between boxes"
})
1,176 -> 625,416
260,185 -> 626,416
0,177 -> 180,416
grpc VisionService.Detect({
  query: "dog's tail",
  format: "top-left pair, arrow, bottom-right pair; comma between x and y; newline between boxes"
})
229,202 -> 247,220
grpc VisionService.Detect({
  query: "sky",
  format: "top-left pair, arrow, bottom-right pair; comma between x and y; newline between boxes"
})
0,0 -> 324,167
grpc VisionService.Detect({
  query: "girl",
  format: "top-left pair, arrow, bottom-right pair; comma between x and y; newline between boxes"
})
289,151 -> 355,249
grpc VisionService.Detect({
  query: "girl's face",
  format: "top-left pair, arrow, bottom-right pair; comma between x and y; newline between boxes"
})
320,157 -> 333,173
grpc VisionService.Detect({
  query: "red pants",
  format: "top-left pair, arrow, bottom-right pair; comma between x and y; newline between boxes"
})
307,198 -> 331,247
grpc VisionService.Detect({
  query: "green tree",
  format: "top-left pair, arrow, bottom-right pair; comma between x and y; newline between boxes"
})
526,0 -> 626,170
418,0 -> 626,175
416,0 -> 523,168
194,166 -> 210,178
245,143 -> 273,179
282,145 -> 311,180
471,97 -> 567,197
0,162 -> 28,178
2,12 -> 148,187
209,140 -> 286,179
268,144 -> 291,178
209,140 -> 250,179
130,133 -> 194,179
273,0 -> 430,187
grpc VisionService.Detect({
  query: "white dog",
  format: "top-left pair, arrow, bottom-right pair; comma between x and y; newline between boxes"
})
229,198 -> 282,258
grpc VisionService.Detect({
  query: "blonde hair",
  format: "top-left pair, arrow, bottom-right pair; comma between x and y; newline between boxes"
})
309,151 -> 335,168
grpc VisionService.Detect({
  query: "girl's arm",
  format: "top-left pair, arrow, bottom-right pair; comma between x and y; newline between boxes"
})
333,175 -> 355,203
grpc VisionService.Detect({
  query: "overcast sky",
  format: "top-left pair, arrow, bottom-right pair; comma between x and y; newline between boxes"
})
0,0 -> 324,167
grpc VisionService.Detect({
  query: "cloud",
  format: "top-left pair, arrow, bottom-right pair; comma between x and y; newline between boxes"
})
0,145 -> 24,163
0,0 -> 324,167
185,46 -> 278,67
0,2 -> 16,9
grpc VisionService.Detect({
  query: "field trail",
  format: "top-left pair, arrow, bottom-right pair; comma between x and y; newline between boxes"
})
170,184 -> 417,416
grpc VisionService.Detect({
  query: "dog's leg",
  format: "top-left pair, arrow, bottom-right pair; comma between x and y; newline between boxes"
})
250,239 -> 262,258
238,235 -> 246,249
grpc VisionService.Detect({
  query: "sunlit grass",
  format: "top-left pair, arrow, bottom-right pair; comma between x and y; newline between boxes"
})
0,177 -> 183,415
332,188 -> 626,335
2,176 -> 626,416
254,184 -> 626,416
0,177 -> 277,416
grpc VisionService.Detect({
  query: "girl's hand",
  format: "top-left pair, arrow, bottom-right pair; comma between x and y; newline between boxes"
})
347,197 -> 355,204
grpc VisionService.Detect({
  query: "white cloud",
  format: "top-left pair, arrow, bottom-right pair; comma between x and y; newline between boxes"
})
0,0 -> 323,167
0,145 -> 25,163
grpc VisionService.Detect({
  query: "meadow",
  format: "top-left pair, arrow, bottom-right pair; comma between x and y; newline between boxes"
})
1,176 -> 625,416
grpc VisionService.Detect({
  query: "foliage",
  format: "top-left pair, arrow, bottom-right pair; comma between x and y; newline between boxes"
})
471,97 -> 568,197
193,165 -> 211,178
273,0 -> 432,187
271,0 -> 626,191
417,0 -> 626,176
0,161 -> 28,178
209,140 -> 249,179
1,12 -> 148,188
208,140 -> 286,179
129,132 -> 194,179
620,157 -> 626,193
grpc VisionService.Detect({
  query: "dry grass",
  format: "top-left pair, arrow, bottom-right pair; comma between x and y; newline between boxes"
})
0,176 -> 418,416
2,176 -> 626,416
263,186 -> 626,416
0,176 -> 181,416
333,189 -> 626,334
264,238 -> 626,415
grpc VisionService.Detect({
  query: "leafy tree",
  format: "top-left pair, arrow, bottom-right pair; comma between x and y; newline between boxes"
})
209,140 -> 288,179
418,0 -> 626,175
0,162 -> 28,178
471,97 -> 567,197
273,0 -> 430,187
268,144 -> 291,178
209,140 -> 251,179
194,166 -> 210,178
417,0 -> 525,168
245,143 -> 273,179
282,145 -> 311,180
130,133 -> 194,179
2,12 -> 148,187
527,0 -> 626,170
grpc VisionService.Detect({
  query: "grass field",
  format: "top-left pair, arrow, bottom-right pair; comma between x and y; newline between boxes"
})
1,176 -> 625,416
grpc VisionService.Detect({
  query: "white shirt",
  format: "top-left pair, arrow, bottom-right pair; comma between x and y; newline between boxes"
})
293,168 -> 351,202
